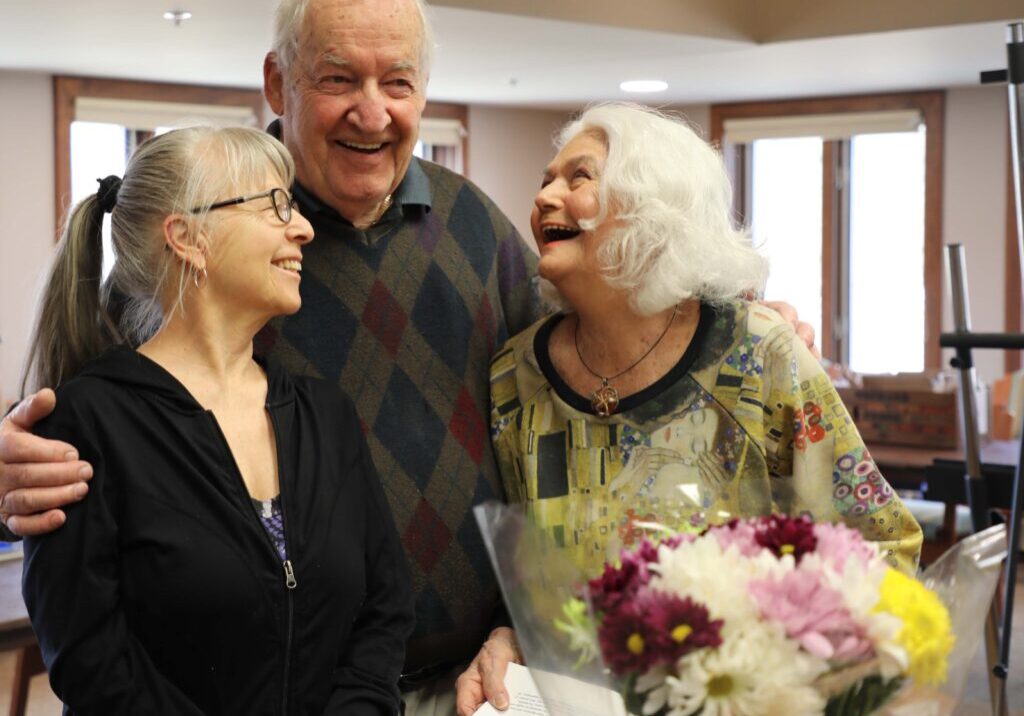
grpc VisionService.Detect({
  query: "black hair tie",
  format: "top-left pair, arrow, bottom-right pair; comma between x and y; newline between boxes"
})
96,175 -> 122,214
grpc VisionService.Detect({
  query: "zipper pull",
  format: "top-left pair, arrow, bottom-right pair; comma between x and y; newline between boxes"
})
283,560 -> 298,590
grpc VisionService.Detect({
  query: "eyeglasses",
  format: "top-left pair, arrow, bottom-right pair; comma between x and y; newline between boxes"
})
192,187 -> 296,224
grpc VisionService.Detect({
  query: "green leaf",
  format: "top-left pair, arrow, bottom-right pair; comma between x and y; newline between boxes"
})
824,675 -> 904,716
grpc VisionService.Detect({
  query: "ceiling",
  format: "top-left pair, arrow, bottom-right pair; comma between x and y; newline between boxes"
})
0,0 -> 1020,109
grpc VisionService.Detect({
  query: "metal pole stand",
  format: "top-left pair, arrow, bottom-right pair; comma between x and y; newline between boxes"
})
936,20 -> 1024,716
942,247 -> 1022,716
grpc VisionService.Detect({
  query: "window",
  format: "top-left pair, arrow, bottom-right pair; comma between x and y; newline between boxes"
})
711,92 -> 944,373
750,137 -> 824,348
414,117 -> 466,174
416,102 -> 469,175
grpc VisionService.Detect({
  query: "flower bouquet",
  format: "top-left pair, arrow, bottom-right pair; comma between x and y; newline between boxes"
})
555,515 -> 950,716
474,504 -> 1007,716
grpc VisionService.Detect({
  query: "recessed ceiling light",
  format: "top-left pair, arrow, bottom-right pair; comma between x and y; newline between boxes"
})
620,80 -> 668,93
163,10 -> 193,25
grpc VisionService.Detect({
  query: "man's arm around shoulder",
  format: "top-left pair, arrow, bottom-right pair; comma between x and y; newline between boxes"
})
0,389 -> 92,538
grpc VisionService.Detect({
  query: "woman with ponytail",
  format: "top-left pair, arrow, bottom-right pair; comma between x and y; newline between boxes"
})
20,126 -> 413,715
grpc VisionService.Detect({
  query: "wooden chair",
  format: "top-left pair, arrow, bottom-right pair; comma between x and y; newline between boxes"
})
9,644 -> 44,716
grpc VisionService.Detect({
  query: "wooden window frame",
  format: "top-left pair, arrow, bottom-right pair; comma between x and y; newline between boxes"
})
710,91 -> 945,371
54,75 -> 265,233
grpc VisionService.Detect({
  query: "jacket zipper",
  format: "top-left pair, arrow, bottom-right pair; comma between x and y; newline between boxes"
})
206,410 -> 297,716
266,408 -> 298,716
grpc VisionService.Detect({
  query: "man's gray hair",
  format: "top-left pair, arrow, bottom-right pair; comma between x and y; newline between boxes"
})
271,0 -> 435,79
541,102 -> 768,316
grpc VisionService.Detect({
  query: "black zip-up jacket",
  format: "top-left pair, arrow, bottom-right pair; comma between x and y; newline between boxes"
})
23,347 -> 414,715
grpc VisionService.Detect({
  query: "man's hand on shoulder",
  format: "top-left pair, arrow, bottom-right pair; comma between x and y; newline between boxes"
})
0,389 -> 92,537
760,300 -> 821,360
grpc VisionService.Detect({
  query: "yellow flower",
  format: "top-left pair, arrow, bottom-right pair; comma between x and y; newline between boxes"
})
873,569 -> 955,686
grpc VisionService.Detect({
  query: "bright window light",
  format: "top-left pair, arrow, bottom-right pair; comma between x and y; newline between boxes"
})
619,80 -> 668,93
751,137 -> 824,351
848,129 -> 926,374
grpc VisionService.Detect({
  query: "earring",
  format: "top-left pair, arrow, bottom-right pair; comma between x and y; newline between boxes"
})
193,267 -> 208,289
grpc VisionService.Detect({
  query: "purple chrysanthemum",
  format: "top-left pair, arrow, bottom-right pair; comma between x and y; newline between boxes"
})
588,552 -> 650,614
597,598 -> 660,675
646,591 -> 724,661
754,514 -> 818,562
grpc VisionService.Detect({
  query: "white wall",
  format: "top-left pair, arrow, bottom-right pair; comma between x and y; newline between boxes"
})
942,85 -> 1009,386
0,71 -> 55,406
672,104 -> 712,138
467,104 -> 571,248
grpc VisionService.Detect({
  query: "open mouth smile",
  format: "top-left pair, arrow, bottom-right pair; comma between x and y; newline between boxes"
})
273,259 -> 302,274
542,224 -> 582,242
335,140 -> 389,154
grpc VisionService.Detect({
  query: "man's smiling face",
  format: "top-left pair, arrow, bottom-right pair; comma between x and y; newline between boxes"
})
265,0 -> 427,227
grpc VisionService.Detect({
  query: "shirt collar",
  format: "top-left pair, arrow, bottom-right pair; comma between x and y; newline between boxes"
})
267,119 -> 432,246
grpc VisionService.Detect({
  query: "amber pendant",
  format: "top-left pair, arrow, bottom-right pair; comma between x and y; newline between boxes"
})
590,381 -> 620,417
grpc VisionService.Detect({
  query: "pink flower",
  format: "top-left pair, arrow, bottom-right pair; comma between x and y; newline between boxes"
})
749,569 -> 873,662
813,522 -> 877,571
707,519 -> 763,557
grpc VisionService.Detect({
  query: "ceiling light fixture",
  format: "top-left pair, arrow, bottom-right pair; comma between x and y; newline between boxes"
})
619,80 -> 668,93
163,10 -> 193,26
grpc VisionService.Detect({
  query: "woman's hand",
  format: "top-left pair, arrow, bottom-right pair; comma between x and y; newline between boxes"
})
455,627 -> 522,715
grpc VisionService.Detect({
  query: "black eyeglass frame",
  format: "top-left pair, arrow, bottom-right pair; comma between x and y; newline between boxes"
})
192,187 -> 296,224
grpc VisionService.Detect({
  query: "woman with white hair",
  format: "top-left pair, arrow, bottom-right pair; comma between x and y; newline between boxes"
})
456,103 -> 922,715
20,126 -> 413,715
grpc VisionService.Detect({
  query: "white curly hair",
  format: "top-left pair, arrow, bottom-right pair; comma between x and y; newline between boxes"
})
541,102 -> 767,316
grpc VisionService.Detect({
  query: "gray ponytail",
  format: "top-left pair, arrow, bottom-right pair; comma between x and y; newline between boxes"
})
20,194 -> 118,394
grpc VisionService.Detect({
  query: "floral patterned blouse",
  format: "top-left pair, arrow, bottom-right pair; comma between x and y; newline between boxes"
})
489,300 -> 922,576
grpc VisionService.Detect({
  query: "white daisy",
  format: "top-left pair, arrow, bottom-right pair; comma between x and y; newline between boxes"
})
635,665 -> 671,715
805,550 -> 886,619
650,536 -> 786,629
664,621 -> 825,716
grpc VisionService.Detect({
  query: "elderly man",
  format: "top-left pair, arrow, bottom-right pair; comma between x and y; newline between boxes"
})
0,0 -> 815,713
259,0 -> 536,712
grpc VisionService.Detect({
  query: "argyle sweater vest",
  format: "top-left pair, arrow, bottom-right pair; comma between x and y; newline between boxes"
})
258,160 -> 539,673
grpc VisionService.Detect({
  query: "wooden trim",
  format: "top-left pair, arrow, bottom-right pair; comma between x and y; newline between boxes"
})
734,144 -> 748,226
712,90 -> 945,371
52,75 -> 266,236
1007,152 -> 1022,372
422,100 -> 469,177
53,77 -> 75,237
921,92 -> 945,372
712,91 -> 944,129
821,140 -> 836,361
